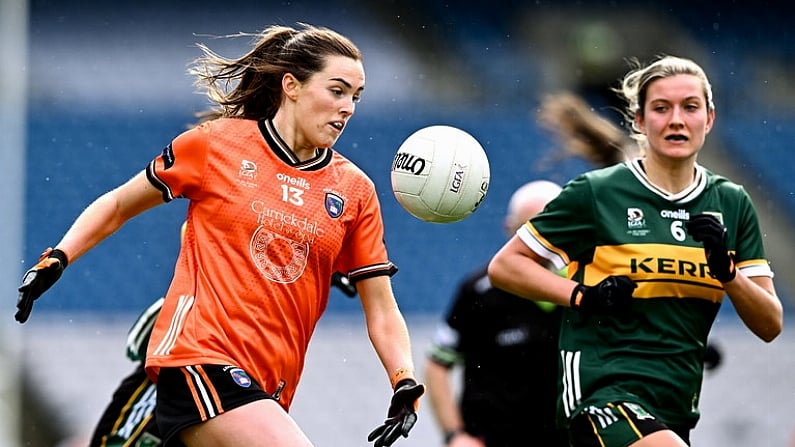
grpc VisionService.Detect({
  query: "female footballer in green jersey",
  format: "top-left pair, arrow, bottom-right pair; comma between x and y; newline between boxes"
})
488,55 -> 783,447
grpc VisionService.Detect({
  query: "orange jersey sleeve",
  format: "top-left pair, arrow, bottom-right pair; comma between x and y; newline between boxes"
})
144,118 -> 395,409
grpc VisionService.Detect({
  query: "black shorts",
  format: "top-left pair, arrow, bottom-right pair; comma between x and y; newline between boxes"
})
155,365 -> 273,447
568,402 -> 691,447
90,364 -> 160,447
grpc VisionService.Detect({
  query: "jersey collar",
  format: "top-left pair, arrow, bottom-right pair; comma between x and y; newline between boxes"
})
258,119 -> 333,171
627,157 -> 707,204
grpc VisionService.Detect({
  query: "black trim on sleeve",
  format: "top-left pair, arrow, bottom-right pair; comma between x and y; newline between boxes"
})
145,160 -> 175,202
348,262 -> 399,283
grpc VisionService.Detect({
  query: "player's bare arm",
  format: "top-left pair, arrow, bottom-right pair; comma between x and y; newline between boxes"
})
56,171 -> 163,263
357,275 -> 416,379
488,236 -> 575,307
723,274 -> 782,342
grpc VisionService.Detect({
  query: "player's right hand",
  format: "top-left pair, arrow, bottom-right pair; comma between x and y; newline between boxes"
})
570,275 -> 636,314
16,248 -> 68,323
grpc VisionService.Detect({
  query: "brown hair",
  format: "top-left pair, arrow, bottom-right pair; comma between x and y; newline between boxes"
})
538,91 -> 635,167
190,23 -> 362,122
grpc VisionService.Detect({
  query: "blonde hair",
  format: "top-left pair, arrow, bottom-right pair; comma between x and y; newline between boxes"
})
615,55 -> 715,148
190,23 -> 362,122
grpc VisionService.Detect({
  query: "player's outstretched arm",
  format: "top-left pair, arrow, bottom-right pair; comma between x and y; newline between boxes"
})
357,275 -> 424,446
15,171 -> 164,323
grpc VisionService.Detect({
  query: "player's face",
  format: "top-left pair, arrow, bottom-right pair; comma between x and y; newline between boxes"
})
636,74 -> 714,163
294,55 -> 365,152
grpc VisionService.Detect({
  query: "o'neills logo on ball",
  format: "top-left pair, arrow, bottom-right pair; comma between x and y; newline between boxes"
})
392,152 -> 427,175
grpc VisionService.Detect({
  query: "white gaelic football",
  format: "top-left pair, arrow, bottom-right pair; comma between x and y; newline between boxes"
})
390,125 -> 490,223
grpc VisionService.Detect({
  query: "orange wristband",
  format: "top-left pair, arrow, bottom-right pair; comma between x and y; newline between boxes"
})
390,367 -> 415,389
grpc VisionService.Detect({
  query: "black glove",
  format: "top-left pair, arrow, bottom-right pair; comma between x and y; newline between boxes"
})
331,271 -> 357,298
685,213 -> 736,282
16,248 -> 69,323
570,275 -> 637,313
703,342 -> 722,372
367,379 -> 425,447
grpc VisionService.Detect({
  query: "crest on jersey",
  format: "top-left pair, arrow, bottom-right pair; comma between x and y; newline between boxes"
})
623,402 -> 656,420
627,207 -> 644,223
325,193 -> 344,218
236,160 -> 259,188
627,207 -> 646,229
626,207 -> 650,236
228,367 -> 252,388
239,160 -> 257,178
703,211 -> 724,224
250,227 -> 309,283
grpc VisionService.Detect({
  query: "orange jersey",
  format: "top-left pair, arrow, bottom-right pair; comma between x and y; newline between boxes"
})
144,118 -> 396,410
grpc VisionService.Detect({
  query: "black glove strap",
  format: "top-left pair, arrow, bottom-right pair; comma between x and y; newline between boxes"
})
570,284 -> 585,309
394,378 -> 416,391
49,248 -> 69,269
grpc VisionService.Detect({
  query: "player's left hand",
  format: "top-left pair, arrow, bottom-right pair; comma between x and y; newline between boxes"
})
16,248 -> 69,323
685,214 -> 736,282
367,379 -> 425,447
331,271 -> 357,297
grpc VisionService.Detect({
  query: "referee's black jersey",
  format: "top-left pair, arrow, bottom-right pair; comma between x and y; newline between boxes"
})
428,266 -> 567,445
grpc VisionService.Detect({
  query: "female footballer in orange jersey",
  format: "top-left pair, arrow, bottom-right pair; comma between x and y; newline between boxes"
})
17,24 -> 423,447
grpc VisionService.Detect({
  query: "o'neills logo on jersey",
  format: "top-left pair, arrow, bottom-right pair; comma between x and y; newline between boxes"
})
276,172 -> 311,190
392,152 -> 427,175
660,209 -> 690,220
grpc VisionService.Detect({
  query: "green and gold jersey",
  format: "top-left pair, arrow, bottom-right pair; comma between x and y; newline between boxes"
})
517,158 -> 773,429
